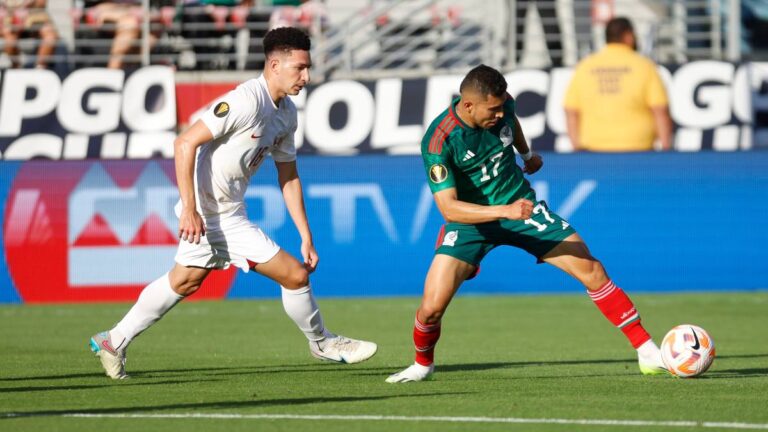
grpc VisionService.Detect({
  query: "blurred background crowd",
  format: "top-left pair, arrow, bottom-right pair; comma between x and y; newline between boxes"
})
0,0 -> 765,79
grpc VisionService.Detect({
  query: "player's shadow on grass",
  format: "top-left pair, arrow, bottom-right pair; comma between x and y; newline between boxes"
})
693,353 -> 768,379
0,368 -> 235,382
701,364 -> 768,378
706,368 -> 768,378
0,379 -> 220,394
0,392 -> 471,419
0,363 -> 396,382
351,359 -> 636,378
0,364 -> 330,382
127,362 -> 400,379
450,352 -> 768,372
384,352 -> 768,376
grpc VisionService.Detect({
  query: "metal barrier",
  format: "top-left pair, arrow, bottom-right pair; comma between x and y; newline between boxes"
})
0,0 -> 761,79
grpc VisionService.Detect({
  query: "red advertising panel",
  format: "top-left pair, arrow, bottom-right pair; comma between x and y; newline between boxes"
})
3,161 -> 235,303
176,82 -> 238,130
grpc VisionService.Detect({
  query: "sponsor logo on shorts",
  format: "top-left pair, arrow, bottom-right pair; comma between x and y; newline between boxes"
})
429,164 -> 448,184
442,230 -> 458,247
214,102 -> 230,117
561,220 -> 570,230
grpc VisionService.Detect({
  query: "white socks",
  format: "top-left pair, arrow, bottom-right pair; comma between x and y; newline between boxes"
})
110,273 -> 184,349
637,339 -> 661,358
107,279 -> 328,350
281,285 -> 330,342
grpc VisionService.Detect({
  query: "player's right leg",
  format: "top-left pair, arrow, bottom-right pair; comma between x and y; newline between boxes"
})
541,233 -> 666,375
252,249 -> 377,364
386,254 -> 475,383
89,264 -> 211,379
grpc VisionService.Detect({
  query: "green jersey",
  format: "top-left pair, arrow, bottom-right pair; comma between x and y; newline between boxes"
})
421,97 -> 535,205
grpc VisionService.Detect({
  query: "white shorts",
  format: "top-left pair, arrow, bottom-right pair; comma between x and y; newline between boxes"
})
175,212 -> 280,272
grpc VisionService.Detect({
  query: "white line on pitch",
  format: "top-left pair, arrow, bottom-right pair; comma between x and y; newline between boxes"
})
2,413 -> 767,429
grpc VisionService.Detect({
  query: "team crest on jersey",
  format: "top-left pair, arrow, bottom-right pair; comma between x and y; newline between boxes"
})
429,164 -> 448,184
500,125 -> 513,147
214,102 -> 230,118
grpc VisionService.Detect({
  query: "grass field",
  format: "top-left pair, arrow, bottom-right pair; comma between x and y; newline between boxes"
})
1,292 -> 767,432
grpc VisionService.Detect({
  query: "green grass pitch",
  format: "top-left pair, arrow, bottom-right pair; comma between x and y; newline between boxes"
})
1,292 -> 767,432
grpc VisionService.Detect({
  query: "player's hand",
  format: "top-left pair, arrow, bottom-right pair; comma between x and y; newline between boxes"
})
504,198 -> 534,220
522,153 -> 543,174
178,207 -> 205,244
301,241 -> 319,273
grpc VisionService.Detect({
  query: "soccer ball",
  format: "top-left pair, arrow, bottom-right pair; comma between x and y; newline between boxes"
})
660,324 -> 715,378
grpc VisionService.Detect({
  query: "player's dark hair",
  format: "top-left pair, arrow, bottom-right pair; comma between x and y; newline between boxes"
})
263,27 -> 311,57
606,17 -> 634,43
460,64 -> 507,98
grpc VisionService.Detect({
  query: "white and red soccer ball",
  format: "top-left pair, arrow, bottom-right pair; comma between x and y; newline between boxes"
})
660,324 -> 715,378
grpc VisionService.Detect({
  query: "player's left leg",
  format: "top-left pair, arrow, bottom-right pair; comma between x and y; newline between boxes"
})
252,249 -> 377,364
90,264 -> 211,379
386,253 -> 476,383
542,233 -> 667,375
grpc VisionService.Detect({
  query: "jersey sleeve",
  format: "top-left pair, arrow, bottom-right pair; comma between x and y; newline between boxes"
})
645,63 -> 669,107
200,86 -> 255,140
421,125 -> 455,194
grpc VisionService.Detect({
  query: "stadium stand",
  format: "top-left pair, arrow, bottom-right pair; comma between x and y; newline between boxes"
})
0,0 -> 763,78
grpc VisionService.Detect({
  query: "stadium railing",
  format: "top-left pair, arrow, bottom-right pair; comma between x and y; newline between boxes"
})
0,0 -> 761,79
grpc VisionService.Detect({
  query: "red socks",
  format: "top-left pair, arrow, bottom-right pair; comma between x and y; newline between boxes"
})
410,280 -> 648,366
413,316 -> 441,366
589,280 -> 651,349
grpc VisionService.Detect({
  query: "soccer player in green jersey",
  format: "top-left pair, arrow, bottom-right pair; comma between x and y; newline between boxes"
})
386,65 -> 667,383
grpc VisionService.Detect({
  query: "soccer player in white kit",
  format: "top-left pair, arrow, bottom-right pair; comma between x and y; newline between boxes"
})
89,27 -> 377,379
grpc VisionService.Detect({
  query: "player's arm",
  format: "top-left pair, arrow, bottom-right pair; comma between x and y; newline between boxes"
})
174,120 -> 212,244
564,108 -> 582,151
433,187 -> 533,224
511,115 -> 543,174
275,160 -> 318,272
651,105 -> 673,151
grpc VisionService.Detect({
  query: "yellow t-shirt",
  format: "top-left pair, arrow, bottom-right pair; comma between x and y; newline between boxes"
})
563,44 -> 668,152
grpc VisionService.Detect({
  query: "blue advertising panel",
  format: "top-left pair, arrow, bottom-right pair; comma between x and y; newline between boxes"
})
229,152 -> 768,298
0,163 -> 21,303
0,152 -> 766,303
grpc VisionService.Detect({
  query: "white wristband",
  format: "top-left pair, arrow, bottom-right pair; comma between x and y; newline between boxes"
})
520,149 -> 533,161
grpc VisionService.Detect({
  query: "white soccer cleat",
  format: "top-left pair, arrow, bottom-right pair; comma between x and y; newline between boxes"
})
310,334 -> 378,364
386,363 -> 435,383
637,340 -> 669,376
89,331 -> 129,379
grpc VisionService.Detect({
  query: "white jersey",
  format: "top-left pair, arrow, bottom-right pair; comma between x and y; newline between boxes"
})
182,75 -> 298,217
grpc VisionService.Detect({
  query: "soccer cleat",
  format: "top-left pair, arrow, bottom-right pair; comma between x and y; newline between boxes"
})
637,343 -> 669,376
89,331 -> 129,379
386,362 -> 435,383
309,334 -> 378,364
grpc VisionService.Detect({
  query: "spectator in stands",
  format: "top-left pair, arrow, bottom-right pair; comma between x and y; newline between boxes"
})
85,0 -> 173,69
85,0 -> 145,69
1,0 -> 58,68
177,0 -> 252,70
563,17 -> 673,152
269,0 -> 327,37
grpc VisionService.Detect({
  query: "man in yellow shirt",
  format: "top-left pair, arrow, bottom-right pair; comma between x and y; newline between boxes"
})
564,17 -> 673,152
